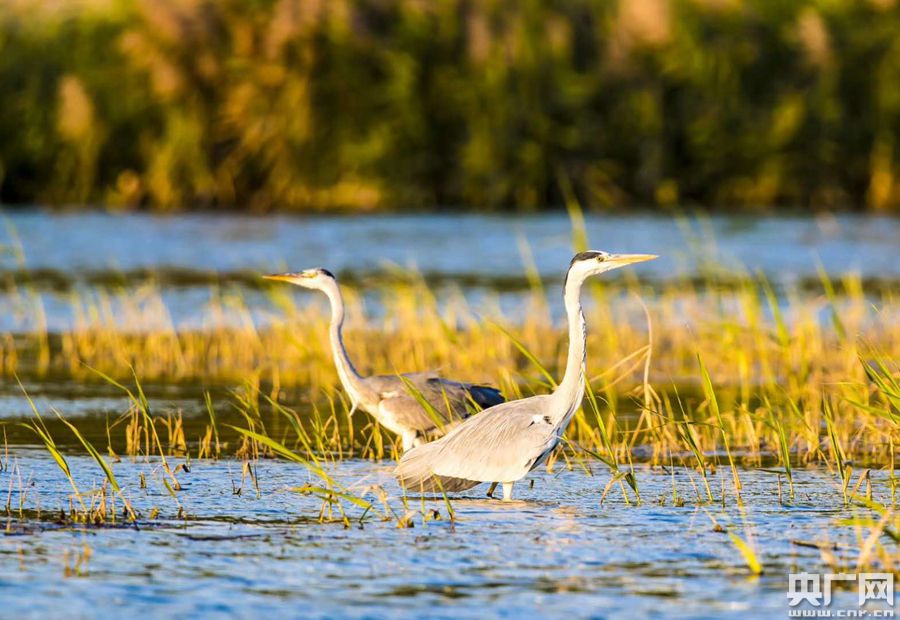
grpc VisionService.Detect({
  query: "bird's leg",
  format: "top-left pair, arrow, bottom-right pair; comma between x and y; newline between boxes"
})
486,482 -> 498,498
401,430 -> 417,453
502,482 -> 514,502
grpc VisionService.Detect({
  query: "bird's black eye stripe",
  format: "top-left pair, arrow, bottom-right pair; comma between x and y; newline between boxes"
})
319,268 -> 335,278
570,250 -> 603,266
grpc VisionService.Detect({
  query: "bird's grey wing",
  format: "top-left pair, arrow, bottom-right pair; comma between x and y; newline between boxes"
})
404,372 -> 505,413
395,395 -> 557,492
361,374 -> 405,400
366,373 -> 500,433
360,375 -> 440,432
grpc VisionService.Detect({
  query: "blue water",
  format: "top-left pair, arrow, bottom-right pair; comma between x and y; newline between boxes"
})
0,211 -> 896,618
2,210 -> 897,281
0,451 -> 892,619
0,210 -> 896,332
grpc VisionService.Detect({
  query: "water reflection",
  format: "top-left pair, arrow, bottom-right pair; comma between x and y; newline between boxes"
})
1,452 -> 882,617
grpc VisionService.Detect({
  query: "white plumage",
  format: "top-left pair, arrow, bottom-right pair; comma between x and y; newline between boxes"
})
395,251 -> 657,500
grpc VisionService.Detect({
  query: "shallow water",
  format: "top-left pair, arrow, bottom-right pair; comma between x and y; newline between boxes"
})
0,450 -> 893,618
0,211 -> 896,617
0,211 -> 898,331
4,211 -> 899,280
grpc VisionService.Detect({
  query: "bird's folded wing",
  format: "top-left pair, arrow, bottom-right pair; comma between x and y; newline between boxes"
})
423,396 -> 555,483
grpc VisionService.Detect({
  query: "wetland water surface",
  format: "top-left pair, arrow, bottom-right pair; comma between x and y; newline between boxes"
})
0,210 -> 897,330
0,211 -> 896,618
0,451 -> 889,618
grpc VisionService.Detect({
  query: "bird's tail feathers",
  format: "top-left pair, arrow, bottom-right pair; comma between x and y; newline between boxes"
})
395,442 -> 479,494
466,384 -> 505,411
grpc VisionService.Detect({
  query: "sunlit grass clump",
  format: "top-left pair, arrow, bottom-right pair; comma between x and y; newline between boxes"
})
0,264 -> 897,474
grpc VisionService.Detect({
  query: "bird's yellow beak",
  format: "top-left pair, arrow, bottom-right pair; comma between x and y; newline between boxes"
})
608,253 -> 659,265
263,273 -> 301,283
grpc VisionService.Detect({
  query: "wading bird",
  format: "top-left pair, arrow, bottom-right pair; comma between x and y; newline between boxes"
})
395,251 -> 657,501
264,269 -> 505,451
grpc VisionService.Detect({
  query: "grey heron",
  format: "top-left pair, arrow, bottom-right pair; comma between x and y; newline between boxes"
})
263,269 -> 505,452
394,251 -> 657,500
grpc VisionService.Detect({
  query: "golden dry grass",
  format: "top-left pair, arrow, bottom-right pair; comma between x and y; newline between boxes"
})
1,267 -> 897,472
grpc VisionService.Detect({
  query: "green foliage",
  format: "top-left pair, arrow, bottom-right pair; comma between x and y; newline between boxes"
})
2,0 -> 900,211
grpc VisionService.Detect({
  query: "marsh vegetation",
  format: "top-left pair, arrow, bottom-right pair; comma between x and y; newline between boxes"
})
4,0 -> 900,211
0,211 -> 897,615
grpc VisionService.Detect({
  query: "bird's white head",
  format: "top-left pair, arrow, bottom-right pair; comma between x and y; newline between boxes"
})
565,250 -> 658,286
263,268 -> 338,291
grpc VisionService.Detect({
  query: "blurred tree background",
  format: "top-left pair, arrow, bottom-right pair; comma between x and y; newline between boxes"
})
1,0 -> 899,212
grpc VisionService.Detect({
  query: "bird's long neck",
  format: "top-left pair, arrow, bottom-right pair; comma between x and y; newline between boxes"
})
323,282 -> 367,405
550,271 -> 588,425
